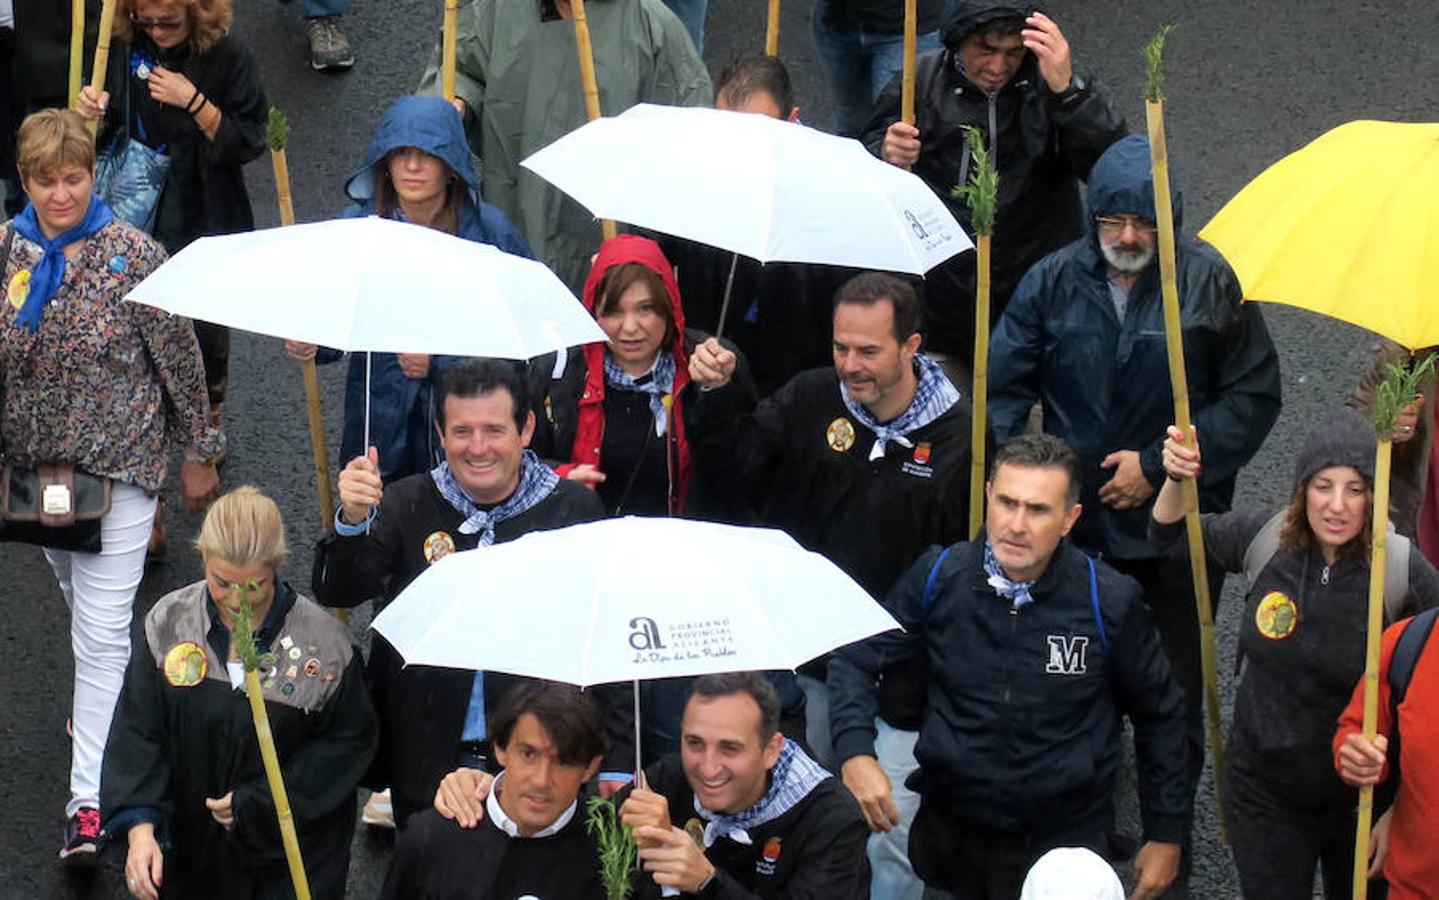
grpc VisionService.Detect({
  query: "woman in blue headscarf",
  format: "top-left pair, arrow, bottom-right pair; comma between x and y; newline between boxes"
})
286,95 -> 531,485
1,108 -> 221,862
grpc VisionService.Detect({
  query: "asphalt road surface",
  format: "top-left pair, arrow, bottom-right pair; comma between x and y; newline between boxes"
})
3,1 -> 1437,897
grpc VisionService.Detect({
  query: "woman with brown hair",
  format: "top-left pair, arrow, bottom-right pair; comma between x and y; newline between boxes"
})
75,0 -> 267,542
1151,408 -> 1439,898
1,108 -> 221,862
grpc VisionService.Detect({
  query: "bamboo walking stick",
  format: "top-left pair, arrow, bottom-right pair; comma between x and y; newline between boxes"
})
1352,354 -> 1432,900
952,127 -> 996,539
267,108 -> 336,538
765,0 -> 780,56
232,584 -> 312,900
87,0 -> 117,137
570,0 -> 616,241
1143,27 -> 1227,836
69,0 -> 85,108
901,0 -> 917,125
441,0 -> 459,101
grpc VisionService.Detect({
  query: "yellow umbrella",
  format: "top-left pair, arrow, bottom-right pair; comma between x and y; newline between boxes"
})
1199,120 -> 1439,349
1199,119 -> 1439,900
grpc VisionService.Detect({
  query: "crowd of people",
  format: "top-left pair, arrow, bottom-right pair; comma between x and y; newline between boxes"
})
2,1 -> 1438,899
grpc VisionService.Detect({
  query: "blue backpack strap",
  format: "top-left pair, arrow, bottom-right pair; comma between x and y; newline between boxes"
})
1087,556 -> 1110,656
1390,607 -> 1439,707
920,546 -> 953,617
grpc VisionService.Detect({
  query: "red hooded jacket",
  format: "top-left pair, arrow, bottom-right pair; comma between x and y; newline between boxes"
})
560,235 -> 693,513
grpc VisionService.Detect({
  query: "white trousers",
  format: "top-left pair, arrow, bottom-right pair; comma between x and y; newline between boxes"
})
43,483 -> 156,817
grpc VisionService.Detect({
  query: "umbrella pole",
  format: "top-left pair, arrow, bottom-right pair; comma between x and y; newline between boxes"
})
268,107 -> 336,536
633,678 -> 643,779
713,252 -> 739,341
69,0 -> 85,108
1352,438 -> 1392,900
441,0 -> 459,102
765,0 -> 780,56
901,0 -> 917,125
570,0 -> 617,242
364,351 -> 372,456
1144,27 -> 1227,839
87,0 -> 117,138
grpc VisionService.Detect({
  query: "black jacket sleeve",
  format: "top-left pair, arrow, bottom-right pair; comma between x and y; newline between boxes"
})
827,546 -> 940,762
701,801 -> 871,900
1107,587 -> 1192,844
311,507 -> 403,608
229,654 -> 378,854
687,372 -> 794,504
1046,75 -> 1128,178
100,643 -> 173,836
986,263 -> 1048,443
204,38 -> 267,168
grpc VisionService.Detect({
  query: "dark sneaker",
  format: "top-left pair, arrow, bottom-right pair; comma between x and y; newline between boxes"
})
307,17 -> 355,71
59,807 -> 101,864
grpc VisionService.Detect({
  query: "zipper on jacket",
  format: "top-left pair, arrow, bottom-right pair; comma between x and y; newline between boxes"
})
955,92 -> 1000,191
1321,564 -> 1331,586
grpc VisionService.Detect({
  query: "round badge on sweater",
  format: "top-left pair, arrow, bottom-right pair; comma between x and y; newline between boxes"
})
162,641 -> 209,687
1255,591 -> 1298,640
423,530 -> 456,564
826,417 -> 856,452
7,270 -> 30,310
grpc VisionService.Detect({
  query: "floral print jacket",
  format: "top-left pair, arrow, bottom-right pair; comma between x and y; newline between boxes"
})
1,219 -> 223,492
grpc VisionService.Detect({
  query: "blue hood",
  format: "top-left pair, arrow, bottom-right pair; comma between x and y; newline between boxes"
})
1085,134 -> 1184,233
345,95 -> 480,203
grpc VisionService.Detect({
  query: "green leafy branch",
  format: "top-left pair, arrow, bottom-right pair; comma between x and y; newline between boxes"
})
1143,25 -> 1175,102
585,796 -> 637,900
1372,351 -> 1436,439
949,126 -> 998,236
226,579 -> 275,673
266,107 -> 289,153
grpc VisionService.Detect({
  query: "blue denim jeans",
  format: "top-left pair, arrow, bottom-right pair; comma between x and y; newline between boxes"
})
812,0 -> 941,136
869,719 -> 925,900
304,0 -> 348,18
660,0 -> 707,54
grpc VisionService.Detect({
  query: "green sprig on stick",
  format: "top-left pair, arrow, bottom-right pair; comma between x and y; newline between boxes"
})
1372,352 -> 1436,437
950,126 -> 998,236
1143,25 -> 1175,102
585,796 -> 637,900
266,106 -> 289,154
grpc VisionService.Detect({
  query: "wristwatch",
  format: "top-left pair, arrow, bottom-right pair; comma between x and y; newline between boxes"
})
1055,74 -> 1087,101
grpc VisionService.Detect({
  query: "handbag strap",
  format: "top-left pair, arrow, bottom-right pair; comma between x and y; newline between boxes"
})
0,223 -> 15,276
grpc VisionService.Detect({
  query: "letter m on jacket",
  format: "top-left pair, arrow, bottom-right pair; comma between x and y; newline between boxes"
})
1045,635 -> 1089,675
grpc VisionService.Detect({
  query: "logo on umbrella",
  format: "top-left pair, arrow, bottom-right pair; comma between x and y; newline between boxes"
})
629,616 -> 667,651
904,209 -> 929,239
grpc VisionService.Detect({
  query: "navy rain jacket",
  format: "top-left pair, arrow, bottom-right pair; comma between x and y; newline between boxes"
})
319,95 -> 533,482
987,135 -> 1281,559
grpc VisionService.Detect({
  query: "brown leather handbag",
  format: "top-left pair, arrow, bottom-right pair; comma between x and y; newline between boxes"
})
0,464 -> 112,552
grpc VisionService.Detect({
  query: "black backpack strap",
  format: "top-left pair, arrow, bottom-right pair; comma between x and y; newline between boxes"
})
1086,555 -> 1110,656
1390,607 -> 1438,708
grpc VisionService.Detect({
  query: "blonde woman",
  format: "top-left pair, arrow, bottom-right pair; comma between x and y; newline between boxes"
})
101,487 -> 376,900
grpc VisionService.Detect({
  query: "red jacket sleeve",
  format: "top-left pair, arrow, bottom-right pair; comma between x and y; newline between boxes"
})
1334,619 -> 1407,783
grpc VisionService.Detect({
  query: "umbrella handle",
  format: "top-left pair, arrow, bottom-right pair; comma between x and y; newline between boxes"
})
363,351 -> 372,462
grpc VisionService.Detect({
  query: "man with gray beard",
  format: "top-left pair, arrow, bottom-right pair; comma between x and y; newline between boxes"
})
986,134 -> 1281,895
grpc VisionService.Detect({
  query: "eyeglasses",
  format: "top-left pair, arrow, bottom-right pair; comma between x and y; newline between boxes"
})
1095,215 -> 1159,236
131,15 -> 186,32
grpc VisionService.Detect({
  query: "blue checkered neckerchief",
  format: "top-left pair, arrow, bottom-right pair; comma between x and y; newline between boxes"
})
603,350 -> 675,437
983,539 -> 1037,611
692,738 -> 828,848
840,353 -> 961,461
430,450 -> 558,545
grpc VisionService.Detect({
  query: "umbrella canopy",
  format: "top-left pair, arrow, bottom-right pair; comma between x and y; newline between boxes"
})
126,216 -> 607,358
1198,120 -> 1439,350
520,103 -> 973,275
371,516 -> 900,686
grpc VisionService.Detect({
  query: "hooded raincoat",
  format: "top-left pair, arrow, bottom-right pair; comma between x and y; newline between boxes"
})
415,0 -> 712,293
860,1 -> 1127,359
526,235 -> 756,519
318,96 -> 532,483
989,135 -> 1282,559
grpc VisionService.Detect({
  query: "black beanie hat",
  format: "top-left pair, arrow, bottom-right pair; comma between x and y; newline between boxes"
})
1293,407 -> 1377,490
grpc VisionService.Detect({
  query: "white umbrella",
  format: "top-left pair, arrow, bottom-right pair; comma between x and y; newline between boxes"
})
521,103 -> 971,285
126,216 -> 606,359
371,516 -> 901,769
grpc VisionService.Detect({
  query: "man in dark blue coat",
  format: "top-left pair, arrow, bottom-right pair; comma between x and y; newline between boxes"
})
829,435 -> 1190,899
987,133 -> 1282,889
